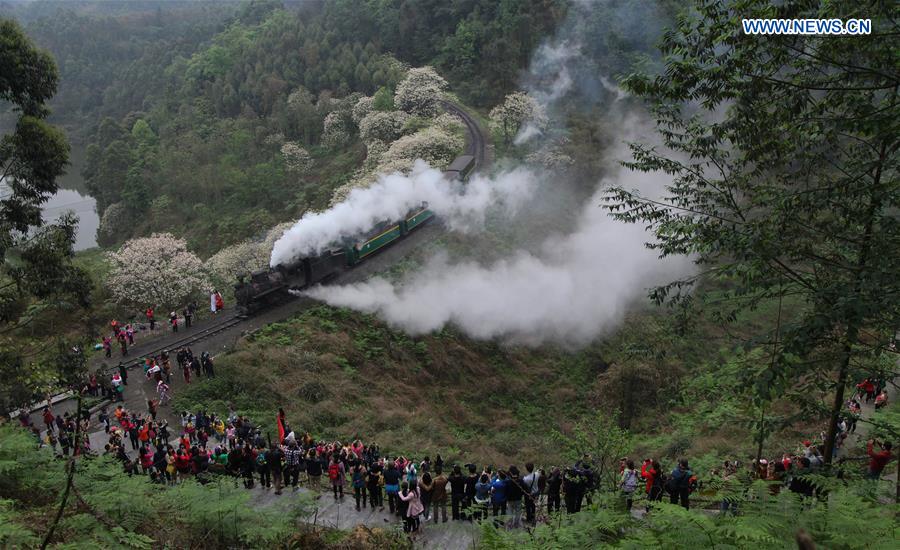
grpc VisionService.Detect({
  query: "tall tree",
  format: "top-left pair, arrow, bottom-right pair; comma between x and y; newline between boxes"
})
0,18 -> 90,413
608,0 -> 899,464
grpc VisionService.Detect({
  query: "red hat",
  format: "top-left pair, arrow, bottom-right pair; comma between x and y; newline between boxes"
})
803,440 -> 811,446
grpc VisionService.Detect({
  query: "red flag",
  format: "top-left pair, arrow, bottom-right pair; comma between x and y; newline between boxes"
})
276,411 -> 285,443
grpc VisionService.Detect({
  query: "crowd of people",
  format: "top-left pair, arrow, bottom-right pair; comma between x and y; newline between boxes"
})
100,292 -> 224,359
14,311 -> 895,538
20,379 -> 891,538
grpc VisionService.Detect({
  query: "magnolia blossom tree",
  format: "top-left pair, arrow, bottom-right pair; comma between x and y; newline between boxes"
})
322,111 -> 351,148
280,142 -> 311,173
358,110 -> 410,144
489,91 -> 548,144
97,201 -> 128,246
526,142 -> 575,169
431,112 -> 465,135
383,126 -> 464,167
351,95 -> 375,125
394,66 -> 448,117
206,223 -> 290,285
106,233 -> 209,310
363,138 -> 388,170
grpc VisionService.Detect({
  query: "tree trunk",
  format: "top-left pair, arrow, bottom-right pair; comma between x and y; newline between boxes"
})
823,336 -> 854,464
755,406 -> 766,464
823,134 -> 889,464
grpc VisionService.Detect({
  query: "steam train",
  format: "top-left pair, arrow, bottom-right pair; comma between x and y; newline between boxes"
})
235,155 -> 476,314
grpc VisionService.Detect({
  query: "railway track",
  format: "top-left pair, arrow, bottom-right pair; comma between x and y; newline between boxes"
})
441,99 -> 487,170
96,314 -> 244,375
97,101 -> 488,373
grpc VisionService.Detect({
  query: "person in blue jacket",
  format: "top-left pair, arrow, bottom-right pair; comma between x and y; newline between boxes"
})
668,459 -> 693,509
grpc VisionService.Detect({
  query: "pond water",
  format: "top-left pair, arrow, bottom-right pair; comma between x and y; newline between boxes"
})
1,136 -> 99,251
45,141 -> 99,250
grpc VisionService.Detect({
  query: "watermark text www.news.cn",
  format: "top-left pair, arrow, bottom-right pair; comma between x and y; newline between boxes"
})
742,18 -> 871,35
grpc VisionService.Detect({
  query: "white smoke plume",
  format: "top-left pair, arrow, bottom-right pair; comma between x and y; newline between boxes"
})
270,161 -> 539,266
305,135 -> 694,346
515,40 -> 578,145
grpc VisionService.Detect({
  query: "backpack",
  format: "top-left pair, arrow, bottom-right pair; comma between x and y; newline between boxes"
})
256,453 -> 267,467
328,462 -> 341,481
623,470 -> 639,491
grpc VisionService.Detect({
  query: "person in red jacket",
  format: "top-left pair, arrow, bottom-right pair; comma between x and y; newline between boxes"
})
146,307 -> 155,330
641,459 -> 663,509
857,379 -> 877,403
866,440 -> 892,479
175,446 -> 192,482
140,444 -> 154,474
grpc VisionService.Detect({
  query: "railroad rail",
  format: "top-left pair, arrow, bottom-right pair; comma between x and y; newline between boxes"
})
119,100 -> 486,367
441,99 -> 487,171
97,314 -> 243,375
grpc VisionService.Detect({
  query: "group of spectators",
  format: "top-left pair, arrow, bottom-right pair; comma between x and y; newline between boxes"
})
100,297 -> 210,360
17,389 -> 895,537
16,331 -> 895,538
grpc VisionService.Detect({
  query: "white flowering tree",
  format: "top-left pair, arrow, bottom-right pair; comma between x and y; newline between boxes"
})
351,96 -> 375,125
489,91 -> 548,144
358,110 -> 410,144
431,112 -> 465,135
394,66 -> 448,117
363,138 -> 388,170
206,223 -> 291,285
383,126 -> 464,167
322,111 -> 351,148
280,141 -> 311,173
526,146 -> 575,169
106,233 -> 210,310
97,201 -> 128,246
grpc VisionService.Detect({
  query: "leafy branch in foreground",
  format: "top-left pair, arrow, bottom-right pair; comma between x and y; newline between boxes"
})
607,0 -> 899,464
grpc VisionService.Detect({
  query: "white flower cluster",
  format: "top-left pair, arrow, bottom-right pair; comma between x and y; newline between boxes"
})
351,96 -> 375,125
206,223 -> 291,284
330,124 -> 463,206
358,110 -> 410,144
264,133 -> 285,146
97,202 -> 128,245
322,111 -> 351,148
394,66 -> 448,117
280,141 -> 311,173
382,126 -> 464,167
525,146 -> 575,169
105,233 -> 210,309
430,112 -> 465,135
363,139 -> 388,171
489,91 -> 548,141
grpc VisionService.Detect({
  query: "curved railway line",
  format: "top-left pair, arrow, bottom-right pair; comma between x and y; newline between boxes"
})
90,99 -> 489,374
440,99 -> 487,170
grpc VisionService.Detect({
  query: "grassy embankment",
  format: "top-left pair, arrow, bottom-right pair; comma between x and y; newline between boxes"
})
173,271 -> 819,470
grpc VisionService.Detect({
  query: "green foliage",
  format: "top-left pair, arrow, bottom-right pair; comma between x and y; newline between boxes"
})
610,0 -> 900,463
1,18 -> 92,412
372,85 -> 395,111
480,481 -> 899,549
0,425 -> 312,548
554,411 -> 630,491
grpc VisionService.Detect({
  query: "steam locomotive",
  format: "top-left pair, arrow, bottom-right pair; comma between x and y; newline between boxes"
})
235,155 -> 475,314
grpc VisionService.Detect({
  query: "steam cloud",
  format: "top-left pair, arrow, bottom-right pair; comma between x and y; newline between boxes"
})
270,162 -> 539,266
515,40 -> 578,145
305,153 -> 694,346
291,0 -> 692,346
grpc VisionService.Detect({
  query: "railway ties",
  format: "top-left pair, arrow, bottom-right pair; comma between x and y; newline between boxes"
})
98,314 -> 245,376
439,100 -> 487,171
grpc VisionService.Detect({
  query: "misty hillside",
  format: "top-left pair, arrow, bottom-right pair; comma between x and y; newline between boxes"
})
0,1 -> 897,549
